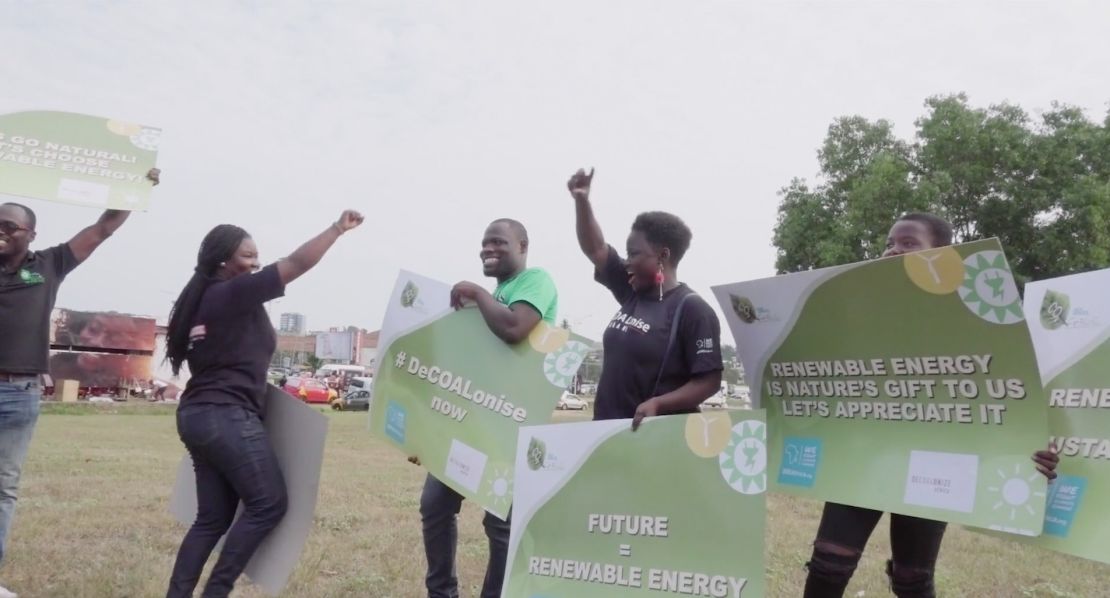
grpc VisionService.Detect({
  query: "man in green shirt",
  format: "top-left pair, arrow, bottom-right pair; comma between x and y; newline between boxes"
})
419,218 -> 557,598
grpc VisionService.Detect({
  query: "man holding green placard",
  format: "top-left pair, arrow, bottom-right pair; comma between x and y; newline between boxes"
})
417,217 -> 557,598
0,168 -> 158,598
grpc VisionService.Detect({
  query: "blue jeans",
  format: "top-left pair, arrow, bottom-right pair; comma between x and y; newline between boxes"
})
0,377 -> 40,566
167,402 -> 288,598
420,474 -> 510,598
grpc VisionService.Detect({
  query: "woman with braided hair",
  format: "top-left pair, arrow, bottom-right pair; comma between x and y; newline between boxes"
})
164,210 -> 363,598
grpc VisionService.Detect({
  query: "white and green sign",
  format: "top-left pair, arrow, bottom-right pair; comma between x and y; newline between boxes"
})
370,271 -> 591,519
1012,269 -> 1110,562
0,110 -> 160,210
712,239 -> 1050,534
504,411 -> 767,598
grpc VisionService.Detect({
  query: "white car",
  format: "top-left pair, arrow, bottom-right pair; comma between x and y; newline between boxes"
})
348,376 -> 374,392
557,392 -> 589,410
701,394 -> 727,409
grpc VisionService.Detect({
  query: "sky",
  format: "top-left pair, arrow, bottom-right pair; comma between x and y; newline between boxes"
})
3,0 -> 1109,344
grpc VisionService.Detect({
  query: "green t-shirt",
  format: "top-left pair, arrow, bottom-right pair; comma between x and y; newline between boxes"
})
493,267 -> 558,324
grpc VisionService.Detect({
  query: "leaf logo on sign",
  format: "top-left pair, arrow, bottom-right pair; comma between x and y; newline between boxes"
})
526,437 -> 547,471
400,280 -> 419,308
1040,289 -> 1070,331
730,294 -> 758,324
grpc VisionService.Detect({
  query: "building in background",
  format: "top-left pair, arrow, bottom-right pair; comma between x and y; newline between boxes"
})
279,312 -> 307,335
315,326 -> 378,368
315,329 -> 354,361
359,330 -> 378,368
275,333 -> 316,369
272,326 -> 379,371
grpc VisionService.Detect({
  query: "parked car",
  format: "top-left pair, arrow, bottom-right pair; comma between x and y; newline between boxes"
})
701,393 -> 727,409
556,392 -> 588,410
348,376 -> 374,392
730,386 -> 751,400
283,376 -> 331,404
332,389 -> 371,411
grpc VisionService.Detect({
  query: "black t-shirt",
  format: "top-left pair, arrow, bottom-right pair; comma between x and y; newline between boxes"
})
593,246 -> 723,420
181,264 -> 285,414
0,244 -> 79,373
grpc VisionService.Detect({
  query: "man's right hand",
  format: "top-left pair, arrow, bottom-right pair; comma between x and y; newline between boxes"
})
567,167 -> 594,201
450,281 -> 485,310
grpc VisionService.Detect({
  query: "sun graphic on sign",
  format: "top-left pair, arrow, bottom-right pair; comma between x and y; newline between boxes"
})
484,465 -> 514,511
542,341 -> 589,388
957,251 -> 1024,324
718,420 -> 767,495
986,462 -> 1046,528
129,127 -> 162,151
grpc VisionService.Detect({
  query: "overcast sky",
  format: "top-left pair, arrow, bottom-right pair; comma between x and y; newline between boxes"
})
3,1 -> 1109,343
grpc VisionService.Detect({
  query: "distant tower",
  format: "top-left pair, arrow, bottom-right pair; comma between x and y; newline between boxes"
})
279,312 -> 306,335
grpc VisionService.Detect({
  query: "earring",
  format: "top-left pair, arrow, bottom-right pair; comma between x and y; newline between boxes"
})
655,264 -> 665,301
219,262 -> 226,267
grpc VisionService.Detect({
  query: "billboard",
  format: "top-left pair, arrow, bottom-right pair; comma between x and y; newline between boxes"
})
49,351 -> 152,388
315,331 -> 353,361
51,308 -> 156,352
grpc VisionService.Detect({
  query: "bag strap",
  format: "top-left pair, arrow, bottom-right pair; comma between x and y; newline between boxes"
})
651,291 -> 696,397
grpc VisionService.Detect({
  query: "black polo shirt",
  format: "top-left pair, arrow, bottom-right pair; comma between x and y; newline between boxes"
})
593,246 -> 723,420
0,244 -> 79,374
181,264 -> 285,415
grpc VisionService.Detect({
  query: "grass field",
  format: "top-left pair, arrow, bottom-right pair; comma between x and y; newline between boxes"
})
2,404 -> 1106,597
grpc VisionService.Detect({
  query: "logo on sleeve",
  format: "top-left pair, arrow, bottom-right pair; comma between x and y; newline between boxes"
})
696,338 -> 714,354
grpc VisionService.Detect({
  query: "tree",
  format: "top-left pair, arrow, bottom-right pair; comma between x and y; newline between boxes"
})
774,94 -> 1110,282
720,344 -> 744,387
721,344 -> 738,363
304,354 -> 324,373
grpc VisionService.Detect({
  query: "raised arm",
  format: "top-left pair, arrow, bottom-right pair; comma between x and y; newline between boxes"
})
67,210 -> 129,264
276,210 -> 364,285
567,168 -> 608,269
67,168 -> 160,263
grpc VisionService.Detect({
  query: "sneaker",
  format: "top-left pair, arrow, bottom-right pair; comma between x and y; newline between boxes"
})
0,583 -> 17,598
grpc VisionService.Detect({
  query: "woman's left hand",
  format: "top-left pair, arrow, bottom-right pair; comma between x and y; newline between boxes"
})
1032,439 -> 1059,480
632,397 -> 661,431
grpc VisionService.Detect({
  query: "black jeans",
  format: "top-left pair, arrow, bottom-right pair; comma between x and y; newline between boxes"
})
420,474 -> 511,598
167,403 -> 288,598
804,502 -> 947,598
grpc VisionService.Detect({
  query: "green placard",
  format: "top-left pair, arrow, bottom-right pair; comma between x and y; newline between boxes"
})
713,239 -> 1050,534
370,271 -> 590,519
1006,270 -> 1110,562
505,411 -> 767,597
0,110 -> 159,210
